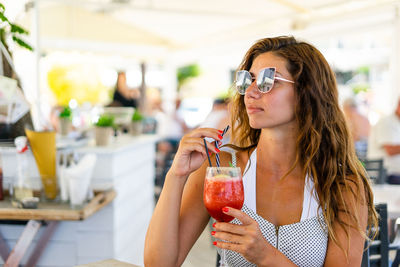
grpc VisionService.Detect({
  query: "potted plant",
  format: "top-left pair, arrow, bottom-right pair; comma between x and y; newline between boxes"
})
130,110 -> 144,136
94,114 -> 115,146
59,106 -> 72,136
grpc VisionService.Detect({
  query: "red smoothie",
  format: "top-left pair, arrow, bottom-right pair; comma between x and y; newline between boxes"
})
203,176 -> 244,222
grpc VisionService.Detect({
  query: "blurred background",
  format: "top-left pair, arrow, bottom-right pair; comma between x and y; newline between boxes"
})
1,0 -> 400,132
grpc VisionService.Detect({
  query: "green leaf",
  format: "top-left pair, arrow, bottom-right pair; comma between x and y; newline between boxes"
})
0,12 -> 9,23
177,64 -> 201,86
12,36 -> 33,51
357,66 -> 370,75
351,83 -> 369,95
132,109 -> 144,121
0,3 -> 6,15
95,114 -> 115,127
229,161 -> 233,167
59,106 -> 72,119
10,23 -> 29,34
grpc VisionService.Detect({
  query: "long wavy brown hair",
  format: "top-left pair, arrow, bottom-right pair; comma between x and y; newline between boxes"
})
229,36 -> 378,256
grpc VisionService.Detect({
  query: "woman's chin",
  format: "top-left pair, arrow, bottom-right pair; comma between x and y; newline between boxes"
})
249,121 -> 263,129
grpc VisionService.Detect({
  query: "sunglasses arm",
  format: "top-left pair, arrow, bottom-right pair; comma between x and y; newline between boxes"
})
275,77 -> 295,84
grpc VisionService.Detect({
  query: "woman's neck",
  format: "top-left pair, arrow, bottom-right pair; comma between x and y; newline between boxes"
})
256,127 -> 300,177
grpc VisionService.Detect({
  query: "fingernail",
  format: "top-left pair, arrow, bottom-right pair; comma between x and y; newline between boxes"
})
213,241 -> 217,246
222,207 -> 229,212
212,223 -> 216,228
218,130 -> 223,133
218,135 -> 223,140
216,148 -> 220,153
211,231 -> 216,236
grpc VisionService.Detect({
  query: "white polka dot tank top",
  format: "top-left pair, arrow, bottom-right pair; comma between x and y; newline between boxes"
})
222,149 -> 328,267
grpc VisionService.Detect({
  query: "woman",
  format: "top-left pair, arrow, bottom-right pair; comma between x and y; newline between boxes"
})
144,36 -> 378,266
110,71 -> 140,108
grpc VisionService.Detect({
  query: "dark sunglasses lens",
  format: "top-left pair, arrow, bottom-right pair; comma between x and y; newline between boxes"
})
236,71 -> 252,95
257,68 -> 275,93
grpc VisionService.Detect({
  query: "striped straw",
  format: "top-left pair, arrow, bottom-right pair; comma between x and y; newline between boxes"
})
215,125 -> 230,167
203,138 -> 212,167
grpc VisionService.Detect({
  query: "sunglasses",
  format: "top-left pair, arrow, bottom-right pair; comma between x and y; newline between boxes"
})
235,67 -> 294,95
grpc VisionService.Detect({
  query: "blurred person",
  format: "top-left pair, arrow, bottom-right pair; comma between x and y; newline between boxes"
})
153,98 -> 190,201
342,98 -> 370,160
108,71 -> 140,108
368,98 -> 400,184
156,98 -> 191,152
201,97 -> 230,129
201,97 -> 230,144
170,98 -> 190,138
145,96 -> 164,135
144,36 -> 377,266
153,98 -> 190,139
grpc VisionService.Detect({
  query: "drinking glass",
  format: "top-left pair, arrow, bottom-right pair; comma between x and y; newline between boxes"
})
203,167 -> 244,267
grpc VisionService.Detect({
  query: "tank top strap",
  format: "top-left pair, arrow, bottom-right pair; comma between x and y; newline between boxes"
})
242,149 -> 257,212
301,175 -> 321,220
219,146 -> 237,167
229,150 -> 237,167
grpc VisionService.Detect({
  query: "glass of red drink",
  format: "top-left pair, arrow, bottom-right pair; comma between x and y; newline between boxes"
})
203,167 -> 244,266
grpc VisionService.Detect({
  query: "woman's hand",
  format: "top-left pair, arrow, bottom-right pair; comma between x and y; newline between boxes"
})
213,207 -> 272,266
169,128 -> 222,180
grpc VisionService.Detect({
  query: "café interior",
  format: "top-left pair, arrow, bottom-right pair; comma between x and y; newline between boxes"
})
0,0 -> 400,266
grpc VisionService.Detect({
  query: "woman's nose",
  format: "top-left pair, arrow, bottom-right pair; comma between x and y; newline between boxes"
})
245,81 -> 261,99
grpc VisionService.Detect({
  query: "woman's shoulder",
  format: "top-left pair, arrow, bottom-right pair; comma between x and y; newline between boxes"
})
342,174 -> 368,202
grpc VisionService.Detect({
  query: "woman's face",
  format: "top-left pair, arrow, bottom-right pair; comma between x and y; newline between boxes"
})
244,52 -> 296,130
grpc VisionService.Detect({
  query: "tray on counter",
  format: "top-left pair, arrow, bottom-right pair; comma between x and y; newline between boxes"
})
0,189 -> 116,221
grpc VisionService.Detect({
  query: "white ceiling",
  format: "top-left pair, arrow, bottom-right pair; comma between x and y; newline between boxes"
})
8,0 -> 400,62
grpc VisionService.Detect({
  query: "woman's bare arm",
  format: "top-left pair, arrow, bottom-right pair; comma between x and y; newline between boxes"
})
324,181 -> 368,266
144,128 -> 222,267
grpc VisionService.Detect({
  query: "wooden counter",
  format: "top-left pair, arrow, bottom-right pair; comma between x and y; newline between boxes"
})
0,190 -> 116,221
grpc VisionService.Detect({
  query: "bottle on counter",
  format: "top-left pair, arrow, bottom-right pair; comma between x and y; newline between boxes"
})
14,136 -> 33,201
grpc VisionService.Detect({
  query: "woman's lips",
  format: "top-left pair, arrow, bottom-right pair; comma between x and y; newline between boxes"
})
246,107 -> 264,114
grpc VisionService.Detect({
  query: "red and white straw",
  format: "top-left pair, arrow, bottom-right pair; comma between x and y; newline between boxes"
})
215,125 -> 229,167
